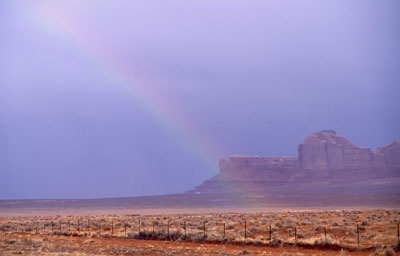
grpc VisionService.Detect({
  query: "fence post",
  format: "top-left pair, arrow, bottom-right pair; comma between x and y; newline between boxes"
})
138,219 -> 141,238
152,224 -> 155,236
244,220 -> 247,241
223,223 -> 226,239
51,221 -> 54,232
59,220 -> 61,231
68,221 -> 70,232
294,226 -> 297,245
203,221 -> 206,239
88,220 -> 91,236
184,221 -> 186,240
397,222 -> 399,248
100,223 -> 102,237
324,226 -> 327,245
356,224 -> 359,248
112,221 -> 114,236
269,224 -> 272,242
167,220 -> 170,239
78,220 -> 80,232
124,223 -> 127,237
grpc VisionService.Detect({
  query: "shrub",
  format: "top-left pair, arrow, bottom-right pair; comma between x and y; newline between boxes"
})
270,237 -> 282,246
370,247 -> 396,256
238,249 -> 250,255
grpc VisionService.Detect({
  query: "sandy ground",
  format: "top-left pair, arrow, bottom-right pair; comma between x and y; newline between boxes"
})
0,209 -> 399,255
1,206 -> 398,217
0,231 -> 383,256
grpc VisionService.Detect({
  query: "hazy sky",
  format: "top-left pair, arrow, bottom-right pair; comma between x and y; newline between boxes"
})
1,1 -> 399,199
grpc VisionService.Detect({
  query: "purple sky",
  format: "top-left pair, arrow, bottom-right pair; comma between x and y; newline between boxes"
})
1,1 -> 399,199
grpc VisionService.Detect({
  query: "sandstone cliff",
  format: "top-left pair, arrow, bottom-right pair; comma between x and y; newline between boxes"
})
190,130 -> 400,193
298,130 -> 394,170
219,130 -> 400,172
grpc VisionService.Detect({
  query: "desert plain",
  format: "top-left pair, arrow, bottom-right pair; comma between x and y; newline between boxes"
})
1,208 -> 399,256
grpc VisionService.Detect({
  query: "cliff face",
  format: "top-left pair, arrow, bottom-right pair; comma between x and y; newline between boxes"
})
299,130 -> 383,169
376,140 -> 400,166
219,155 -> 298,173
219,130 -> 400,173
190,130 -> 400,193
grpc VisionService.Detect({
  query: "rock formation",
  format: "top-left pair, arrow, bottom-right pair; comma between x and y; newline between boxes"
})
376,140 -> 400,166
219,155 -> 298,173
190,130 -> 400,193
299,130 -> 379,169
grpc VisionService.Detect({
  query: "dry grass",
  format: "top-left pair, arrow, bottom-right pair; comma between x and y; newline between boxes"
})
0,209 -> 399,255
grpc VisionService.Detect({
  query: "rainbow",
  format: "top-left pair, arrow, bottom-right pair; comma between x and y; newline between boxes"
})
22,2 -> 223,175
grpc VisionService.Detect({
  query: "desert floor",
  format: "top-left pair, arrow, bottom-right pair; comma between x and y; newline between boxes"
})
0,209 -> 399,255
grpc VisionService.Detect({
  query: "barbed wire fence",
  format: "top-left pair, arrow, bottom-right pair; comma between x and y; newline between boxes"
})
1,216 -> 399,250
